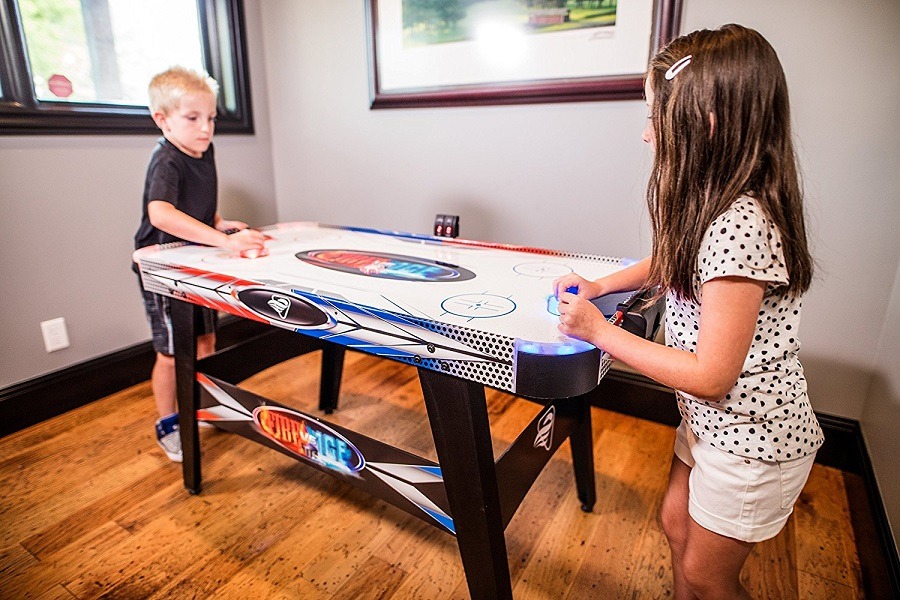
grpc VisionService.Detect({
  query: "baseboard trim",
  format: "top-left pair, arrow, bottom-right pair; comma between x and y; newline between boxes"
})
1,331 -> 896,597
0,342 -> 155,438
591,370 -> 876,475
830,417 -> 900,597
592,369 -> 681,426
0,315 -> 265,438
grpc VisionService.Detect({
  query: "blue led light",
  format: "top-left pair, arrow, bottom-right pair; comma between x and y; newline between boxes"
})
516,338 -> 595,355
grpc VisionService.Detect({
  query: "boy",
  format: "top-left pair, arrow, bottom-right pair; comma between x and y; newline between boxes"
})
134,66 -> 265,462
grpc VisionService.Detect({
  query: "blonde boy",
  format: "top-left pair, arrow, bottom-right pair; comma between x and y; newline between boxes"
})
134,66 -> 265,461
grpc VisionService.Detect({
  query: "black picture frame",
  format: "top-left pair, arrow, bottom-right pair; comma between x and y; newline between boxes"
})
366,0 -> 682,109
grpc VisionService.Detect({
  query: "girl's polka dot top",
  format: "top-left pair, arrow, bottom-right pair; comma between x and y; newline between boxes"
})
666,197 -> 824,462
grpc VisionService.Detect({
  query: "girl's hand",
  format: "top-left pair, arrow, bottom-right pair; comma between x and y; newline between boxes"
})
556,291 -> 608,343
552,274 -> 603,300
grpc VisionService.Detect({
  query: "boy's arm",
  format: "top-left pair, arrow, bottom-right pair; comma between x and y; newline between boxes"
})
148,201 -> 265,250
213,213 -> 250,233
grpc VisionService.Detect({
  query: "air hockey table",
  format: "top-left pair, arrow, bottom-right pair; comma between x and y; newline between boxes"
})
134,222 -> 662,600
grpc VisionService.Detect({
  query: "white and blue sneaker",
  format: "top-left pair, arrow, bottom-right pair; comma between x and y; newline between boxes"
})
155,413 -> 183,462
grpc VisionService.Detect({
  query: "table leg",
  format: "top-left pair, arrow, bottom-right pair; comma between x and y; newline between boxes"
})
568,394 -> 596,512
418,368 -> 513,600
172,299 -> 201,494
319,343 -> 345,414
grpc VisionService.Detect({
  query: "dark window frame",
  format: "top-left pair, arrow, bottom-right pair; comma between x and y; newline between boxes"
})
0,0 -> 253,135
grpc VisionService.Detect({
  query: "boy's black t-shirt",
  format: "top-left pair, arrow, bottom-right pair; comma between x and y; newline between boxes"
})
133,137 -> 217,260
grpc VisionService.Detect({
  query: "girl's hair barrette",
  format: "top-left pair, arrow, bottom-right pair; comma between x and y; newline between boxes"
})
664,55 -> 693,80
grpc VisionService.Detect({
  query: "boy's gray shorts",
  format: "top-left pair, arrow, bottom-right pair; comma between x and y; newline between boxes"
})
138,278 -> 216,356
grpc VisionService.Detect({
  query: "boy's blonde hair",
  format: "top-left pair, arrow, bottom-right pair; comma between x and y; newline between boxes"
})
148,66 -> 219,115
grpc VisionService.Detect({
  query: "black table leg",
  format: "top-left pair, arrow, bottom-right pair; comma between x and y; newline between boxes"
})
418,368 -> 513,600
319,343 -> 345,414
172,299 -> 201,494
568,394 -> 596,512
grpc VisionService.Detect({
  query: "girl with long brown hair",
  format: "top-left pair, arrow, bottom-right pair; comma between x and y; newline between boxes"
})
554,24 -> 822,598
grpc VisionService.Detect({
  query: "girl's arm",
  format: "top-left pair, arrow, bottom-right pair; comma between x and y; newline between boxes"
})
148,201 -> 265,251
558,275 -> 765,402
553,256 -> 651,299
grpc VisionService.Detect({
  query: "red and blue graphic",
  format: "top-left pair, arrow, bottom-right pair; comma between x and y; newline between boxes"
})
196,374 -> 456,533
254,406 -> 365,475
296,250 -> 476,282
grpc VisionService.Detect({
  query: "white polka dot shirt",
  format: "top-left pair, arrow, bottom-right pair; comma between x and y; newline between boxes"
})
666,197 -> 824,462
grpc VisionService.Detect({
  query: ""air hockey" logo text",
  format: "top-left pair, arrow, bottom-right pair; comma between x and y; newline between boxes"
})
296,250 -> 476,282
254,406 -> 365,475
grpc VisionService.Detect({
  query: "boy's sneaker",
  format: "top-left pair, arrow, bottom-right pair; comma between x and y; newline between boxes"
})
155,413 -> 183,462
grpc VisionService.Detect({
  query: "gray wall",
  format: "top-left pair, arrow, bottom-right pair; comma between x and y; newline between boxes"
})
863,258 -> 900,548
258,0 -> 899,545
0,2 -> 278,387
0,0 -> 896,550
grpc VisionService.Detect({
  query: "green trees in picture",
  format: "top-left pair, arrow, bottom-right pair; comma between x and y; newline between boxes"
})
402,0 -> 618,46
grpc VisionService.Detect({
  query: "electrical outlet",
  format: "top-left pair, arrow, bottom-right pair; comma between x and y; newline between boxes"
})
41,318 -> 70,352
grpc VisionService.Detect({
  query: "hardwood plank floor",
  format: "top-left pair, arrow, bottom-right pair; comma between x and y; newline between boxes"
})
0,351 -> 864,599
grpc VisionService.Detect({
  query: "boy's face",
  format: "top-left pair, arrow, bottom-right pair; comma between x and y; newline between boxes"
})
153,92 -> 217,158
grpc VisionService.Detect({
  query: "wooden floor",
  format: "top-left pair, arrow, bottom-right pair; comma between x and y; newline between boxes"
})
0,351 -> 865,599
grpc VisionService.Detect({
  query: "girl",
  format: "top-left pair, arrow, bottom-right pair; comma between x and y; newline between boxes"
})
554,24 -> 823,599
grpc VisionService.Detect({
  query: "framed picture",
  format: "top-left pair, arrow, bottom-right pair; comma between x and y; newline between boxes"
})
366,0 -> 682,109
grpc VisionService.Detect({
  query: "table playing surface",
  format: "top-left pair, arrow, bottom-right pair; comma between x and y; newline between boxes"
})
134,222 -> 632,398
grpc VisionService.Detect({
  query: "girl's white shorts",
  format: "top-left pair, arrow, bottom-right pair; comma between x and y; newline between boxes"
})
674,420 -> 816,543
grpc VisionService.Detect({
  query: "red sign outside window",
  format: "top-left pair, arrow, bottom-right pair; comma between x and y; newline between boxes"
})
48,74 -> 73,98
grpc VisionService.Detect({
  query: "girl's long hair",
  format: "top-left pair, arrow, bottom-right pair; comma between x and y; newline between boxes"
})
645,24 -> 812,301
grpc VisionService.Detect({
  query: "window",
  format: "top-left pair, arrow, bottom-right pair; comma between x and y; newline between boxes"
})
0,0 -> 253,134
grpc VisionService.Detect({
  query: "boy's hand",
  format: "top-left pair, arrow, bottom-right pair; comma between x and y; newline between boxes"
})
216,219 -> 249,232
223,227 -> 267,253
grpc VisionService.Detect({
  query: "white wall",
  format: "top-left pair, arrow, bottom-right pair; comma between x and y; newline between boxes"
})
258,0 -> 899,543
0,1 -> 278,388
